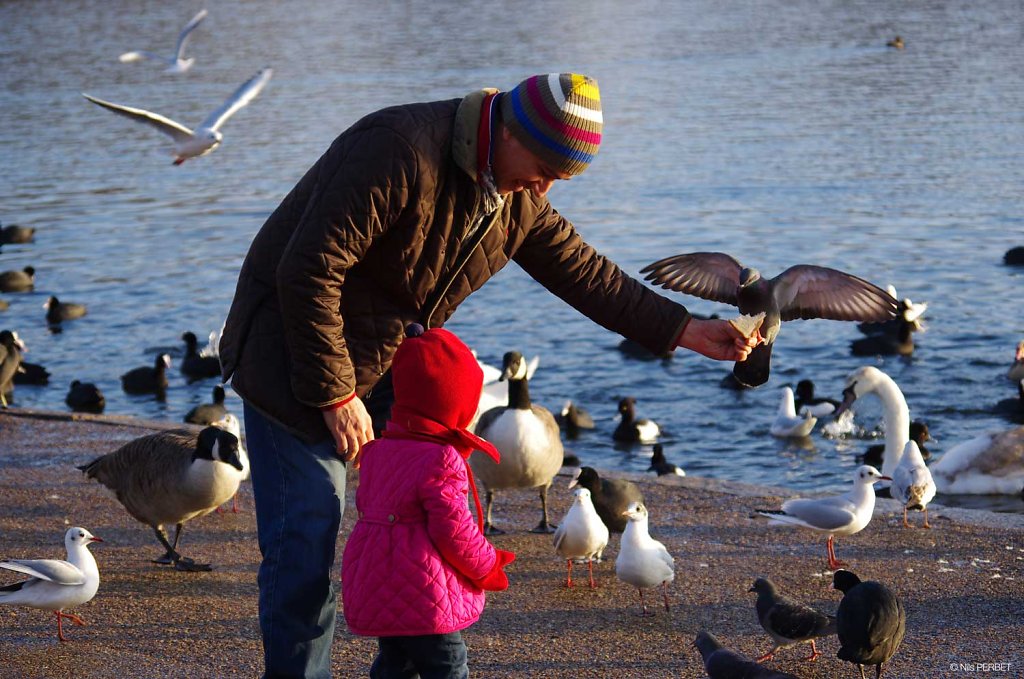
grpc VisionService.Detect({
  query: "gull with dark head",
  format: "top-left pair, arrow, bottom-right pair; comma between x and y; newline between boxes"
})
83,67 -> 272,165
118,8 -> 208,74
641,252 -> 896,387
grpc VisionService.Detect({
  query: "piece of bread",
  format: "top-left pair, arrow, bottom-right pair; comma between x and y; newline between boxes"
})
727,312 -> 765,339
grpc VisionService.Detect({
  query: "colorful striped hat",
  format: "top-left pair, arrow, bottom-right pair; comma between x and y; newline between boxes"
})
500,73 -> 603,176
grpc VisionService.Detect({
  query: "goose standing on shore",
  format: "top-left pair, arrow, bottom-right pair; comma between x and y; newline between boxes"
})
78,425 -> 244,571
0,527 -> 102,642
472,351 -> 563,534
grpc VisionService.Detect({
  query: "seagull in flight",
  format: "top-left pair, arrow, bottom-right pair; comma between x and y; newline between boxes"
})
119,8 -> 208,74
82,67 -> 272,165
642,252 -> 896,387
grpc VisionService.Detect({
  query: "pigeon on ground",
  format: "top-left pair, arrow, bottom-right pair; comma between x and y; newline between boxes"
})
891,440 -> 936,528
615,502 -> 674,615
83,67 -> 272,165
0,527 -> 102,642
750,577 -> 837,662
832,570 -> 906,679
569,466 -> 645,534
78,426 -> 244,571
647,444 -> 685,477
693,631 -> 799,679
118,8 -> 208,73
552,488 -> 609,588
757,466 -> 891,570
641,252 -> 896,387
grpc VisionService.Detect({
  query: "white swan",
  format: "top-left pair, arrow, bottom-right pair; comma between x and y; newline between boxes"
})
930,427 -> 1024,495
770,386 -> 817,438
834,366 -> 910,485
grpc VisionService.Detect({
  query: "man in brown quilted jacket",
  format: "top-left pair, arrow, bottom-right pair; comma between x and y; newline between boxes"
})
220,73 -> 757,678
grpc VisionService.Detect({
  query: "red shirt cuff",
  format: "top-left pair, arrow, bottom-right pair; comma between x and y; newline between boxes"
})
320,392 -> 357,411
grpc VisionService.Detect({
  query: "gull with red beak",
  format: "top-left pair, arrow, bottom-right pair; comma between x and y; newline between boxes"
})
757,466 -> 891,570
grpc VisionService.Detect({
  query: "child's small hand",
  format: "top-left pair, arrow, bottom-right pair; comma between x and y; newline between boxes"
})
473,549 -> 516,591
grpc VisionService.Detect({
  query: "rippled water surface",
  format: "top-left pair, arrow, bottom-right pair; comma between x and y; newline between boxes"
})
2,0 -> 1022,511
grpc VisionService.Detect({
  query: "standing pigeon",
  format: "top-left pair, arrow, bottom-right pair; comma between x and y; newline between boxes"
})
615,501 -> 674,615
693,631 -> 799,679
757,466 -> 891,570
891,440 -> 936,529
552,488 -> 609,588
641,252 -> 896,387
0,527 -> 102,642
832,570 -> 906,679
749,577 -> 837,662
569,466 -> 645,534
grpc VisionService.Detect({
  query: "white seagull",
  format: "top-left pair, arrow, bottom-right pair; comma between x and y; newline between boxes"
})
553,487 -> 609,589
615,501 -> 674,615
119,8 -> 208,74
757,465 -> 891,571
82,67 -> 273,165
892,440 -> 936,528
770,386 -> 818,438
0,527 -> 102,642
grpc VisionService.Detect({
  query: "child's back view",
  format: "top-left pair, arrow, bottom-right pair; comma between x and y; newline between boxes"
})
342,324 -> 515,677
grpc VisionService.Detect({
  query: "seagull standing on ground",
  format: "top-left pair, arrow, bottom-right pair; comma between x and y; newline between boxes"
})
83,67 -> 272,165
552,488 -> 609,588
641,252 -> 896,387
749,577 -> 837,662
891,440 -> 936,528
0,527 -> 102,642
615,501 -> 674,615
757,465 -> 891,570
118,8 -> 208,73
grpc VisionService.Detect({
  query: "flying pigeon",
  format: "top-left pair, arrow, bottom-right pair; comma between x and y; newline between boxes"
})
641,252 -> 897,387
83,67 -> 272,165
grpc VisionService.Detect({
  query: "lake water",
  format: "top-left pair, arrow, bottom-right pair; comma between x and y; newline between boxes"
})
2,0 -> 1022,512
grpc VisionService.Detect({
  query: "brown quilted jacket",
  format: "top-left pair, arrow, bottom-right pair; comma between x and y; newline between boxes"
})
219,89 -> 691,443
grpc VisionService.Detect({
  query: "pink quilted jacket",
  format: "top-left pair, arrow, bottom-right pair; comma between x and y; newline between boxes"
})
342,434 -> 499,636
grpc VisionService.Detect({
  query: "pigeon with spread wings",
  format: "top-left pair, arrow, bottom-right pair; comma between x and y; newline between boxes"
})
83,67 -> 272,165
641,252 -> 897,387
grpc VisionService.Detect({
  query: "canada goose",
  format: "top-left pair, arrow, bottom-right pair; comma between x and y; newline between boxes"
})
121,353 -> 171,396
181,331 -> 221,381
66,380 -> 105,414
0,266 -> 35,293
770,386 -> 817,438
0,527 -> 102,642
211,413 -> 248,514
0,330 -> 26,408
184,385 -> 228,425
78,425 -> 244,571
613,396 -> 660,443
0,224 -> 36,244
44,296 -> 87,325
569,466 -> 645,533
472,351 -> 563,535
615,502 -> 674,616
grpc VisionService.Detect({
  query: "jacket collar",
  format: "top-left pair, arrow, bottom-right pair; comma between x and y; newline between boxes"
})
452,88 -> 499,183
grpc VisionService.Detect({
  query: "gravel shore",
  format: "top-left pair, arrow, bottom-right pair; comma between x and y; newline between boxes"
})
1,409 -> 1022,678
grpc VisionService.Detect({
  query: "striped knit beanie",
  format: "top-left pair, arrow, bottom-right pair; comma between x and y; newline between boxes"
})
500,73 -> 603,176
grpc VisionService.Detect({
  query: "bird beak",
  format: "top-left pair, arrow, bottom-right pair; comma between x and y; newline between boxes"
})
90,536 -> 104,543
878,475 -> 893,481
567,478 -> 578,489
832,386 -> 857,418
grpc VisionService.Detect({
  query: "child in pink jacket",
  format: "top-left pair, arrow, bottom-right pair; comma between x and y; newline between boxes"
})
342,324 -> 515,678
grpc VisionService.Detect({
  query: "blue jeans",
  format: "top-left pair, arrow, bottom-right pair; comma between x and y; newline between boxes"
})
371,632 -> 469,679
243,402 -> 347,679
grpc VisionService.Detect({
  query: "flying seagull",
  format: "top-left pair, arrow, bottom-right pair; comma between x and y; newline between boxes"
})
641,252 -> 897,387
118,8 -> 208,74
82,67 -> 272,165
